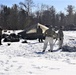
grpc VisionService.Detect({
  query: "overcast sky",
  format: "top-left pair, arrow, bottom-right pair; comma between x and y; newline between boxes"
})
0,0 -> 76,13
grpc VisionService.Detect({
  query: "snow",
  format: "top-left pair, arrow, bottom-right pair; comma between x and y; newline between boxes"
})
0,31 -> 76,75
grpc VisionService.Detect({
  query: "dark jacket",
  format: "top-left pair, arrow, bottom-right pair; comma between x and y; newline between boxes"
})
37,27 -> 43,34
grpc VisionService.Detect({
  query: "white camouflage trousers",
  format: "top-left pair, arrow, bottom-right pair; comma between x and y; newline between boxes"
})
43,36 -> 53,50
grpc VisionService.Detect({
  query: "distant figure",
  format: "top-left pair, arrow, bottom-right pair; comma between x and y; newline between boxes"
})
0,27 -> 2,45
58,26 -> 64,49
42,26 -> 56,52
37,26 -> 43,42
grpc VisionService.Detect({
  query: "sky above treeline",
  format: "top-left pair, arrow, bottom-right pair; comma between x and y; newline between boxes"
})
0,0 -> 76,13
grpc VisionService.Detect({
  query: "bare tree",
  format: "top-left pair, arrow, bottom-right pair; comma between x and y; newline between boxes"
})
19,0 -> 34,16
66,5 -> 75,25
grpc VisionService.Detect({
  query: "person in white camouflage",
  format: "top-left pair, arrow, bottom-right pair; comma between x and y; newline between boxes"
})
42,26 -> 56,52
58,26 -> 64,49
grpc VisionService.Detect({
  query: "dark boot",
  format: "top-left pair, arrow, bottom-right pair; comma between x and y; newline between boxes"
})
59,47 -> 62,49
48,50 -> 53,52
42,50 -> 45,52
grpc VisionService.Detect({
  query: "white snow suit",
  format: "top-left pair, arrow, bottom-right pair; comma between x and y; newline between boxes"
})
43,28 -> 56,51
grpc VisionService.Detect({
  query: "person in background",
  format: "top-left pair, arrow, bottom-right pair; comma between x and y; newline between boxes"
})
58,26 -> 64,49
42,26 -> 56,52
37,26 -> 43,42
0,27 -> 2,45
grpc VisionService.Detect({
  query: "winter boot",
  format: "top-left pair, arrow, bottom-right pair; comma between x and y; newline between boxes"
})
48,50 -> 53,52
42,50 -> 45,52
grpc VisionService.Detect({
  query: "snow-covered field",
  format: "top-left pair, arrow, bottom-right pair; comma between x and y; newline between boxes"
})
0,31 -> 76,75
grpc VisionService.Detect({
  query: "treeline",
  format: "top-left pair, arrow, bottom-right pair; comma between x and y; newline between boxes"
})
0,0 -> 76,30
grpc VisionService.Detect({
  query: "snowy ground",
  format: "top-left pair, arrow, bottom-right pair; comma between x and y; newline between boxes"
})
0,31 -> 76,75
